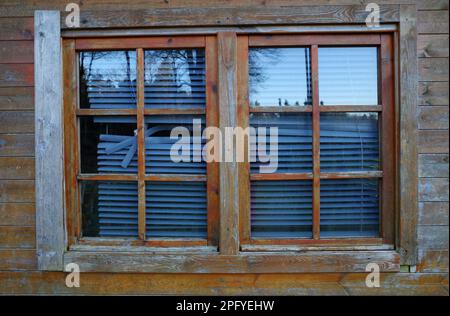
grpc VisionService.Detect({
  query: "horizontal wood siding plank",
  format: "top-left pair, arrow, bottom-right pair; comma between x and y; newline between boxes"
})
417,249 -> 449,273
0,64 -> 34,87
418,225 -> 449,249
419,202 -> 449,225
0,271 -> 447,295
419,58 -> 449,81
0,87 -> 34,110
418,35 -> 449,58
0,249 -> 37,270
0,157 -> 35,179
419,82 -> 449,106
419,130 -> 449,153
0,111 -> 34,133
418,10 -> 449,34
418,106 -> 449,129
419,154 -> 449,177
419,178 -> 449,201
0,226 -> 35,249
0,134 -> 34,157
0,203 -> 35,226
0,180 -> 34,202
0,41 -> 33,63
0,18 -> 33,40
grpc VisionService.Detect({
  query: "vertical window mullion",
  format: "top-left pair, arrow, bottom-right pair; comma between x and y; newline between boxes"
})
311,44 -> 321,240
137,48 -> 146,241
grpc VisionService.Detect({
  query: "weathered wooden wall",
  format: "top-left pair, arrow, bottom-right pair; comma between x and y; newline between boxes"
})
0,0 -> 448,295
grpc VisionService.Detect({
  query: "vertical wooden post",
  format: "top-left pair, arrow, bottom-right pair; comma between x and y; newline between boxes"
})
35,10 -> 64,271
137,48 -> 146,241
218,32 -> 240,255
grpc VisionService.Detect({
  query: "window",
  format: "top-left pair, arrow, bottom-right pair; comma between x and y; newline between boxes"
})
64,37 -> 219,248
238,34 -> 395,247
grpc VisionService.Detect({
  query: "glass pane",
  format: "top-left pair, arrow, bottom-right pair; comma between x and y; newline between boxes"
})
250,113 -> 312,174
320,113 -> 379,172
144,115 -> 206,174
251,180 -> 313,238
144,49 -> 206,109
79,51 -> 137,109
320,178 -> 380,238
81,181 -> 138,238
249,48 -> 312,107
319,47 -> 378,105
146,181 -> 207,238
80,116 -> 137,174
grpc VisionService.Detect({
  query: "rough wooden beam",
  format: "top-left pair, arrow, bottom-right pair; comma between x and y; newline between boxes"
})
35,10 -> 64,271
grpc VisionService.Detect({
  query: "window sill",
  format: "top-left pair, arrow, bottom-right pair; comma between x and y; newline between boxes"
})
63,250 -> 400,273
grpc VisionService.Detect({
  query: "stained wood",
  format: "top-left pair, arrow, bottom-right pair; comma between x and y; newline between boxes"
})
419,58 -> 449,81
0,157 -> 34,179
419,202 -> 449,225
0,87 -> 34,110
0,226 -> 35,249
419,154 -> 449,178
0,250 -> 37,270
418,225 -> 449,249
137,48 -> 146,241
0,203 -> 35,226
399,4 -> 419,265
418,249 -> 449,272
0,111 -> 34,133
311,45 -> 320,240
0,18 -> 33,40
418,35 -> 449,58
418,106 -> 449,130
218,32 -> 239,255
75,36 -> 205,50
64,250 -> 400,273
419,178 -> 449,202
419,82 -> 449,106
249,34 -> 381,46
0,180 -> 34,202
419,130 -> 449,153
0,41 -> 33,63
0,64 -> 34,87
34,10 -> 64,271
418,10 -> 449,34
0,134 -> 34,157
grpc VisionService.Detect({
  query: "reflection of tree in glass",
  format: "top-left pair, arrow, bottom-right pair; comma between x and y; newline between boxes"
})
249,48 -> 281,106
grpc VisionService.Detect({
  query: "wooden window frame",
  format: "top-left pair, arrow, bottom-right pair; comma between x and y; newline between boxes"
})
35,4 -> 418,273
238,33 -> 396,249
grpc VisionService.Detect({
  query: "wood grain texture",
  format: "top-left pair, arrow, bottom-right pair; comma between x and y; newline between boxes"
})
0,64 -> 34,87
418,249 -> 449,272
0,18 -> 33,40
419,154 -> 449,177
419,58 -> 449,81
418,225 -> 449,249
0,111 -> 34,133
419,202 -> 449,225
419,130 -> 449,153
418,10 -> 449,34
64,250 -> 400,273
418,106 -> 449,129
218,32 -> 239,255
419,178 -> 449,201
0,87 -> 34,110
399,4 -> 419,265
0,157 -> 34,179
0,134 -> 34,157
0,180 -> 34,202
418,35 -> 449,58
34,11 -> 64,271
0,226 -> 35,249
0,41 -> 33,63
0,203 -> 35,226
0,250 -> 37,270
419,81 -> 449,106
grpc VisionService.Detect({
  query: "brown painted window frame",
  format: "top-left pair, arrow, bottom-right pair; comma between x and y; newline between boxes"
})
237,33 -> 396,249
63,36 -> 220,249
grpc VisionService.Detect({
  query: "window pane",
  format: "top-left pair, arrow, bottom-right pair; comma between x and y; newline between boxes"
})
79,51 -> 137,109
146,181 -> 207,238
144,115 -> 206,174
320,113 -> 379,172
81,181 -> 138,238
250,113 -> 312,173
320,178 -> 380,238
251,180 -> 313,238
80,116 -> 137,174
319,47 -> 378,105
249,48 -> 312,107
144,49 -> 206,109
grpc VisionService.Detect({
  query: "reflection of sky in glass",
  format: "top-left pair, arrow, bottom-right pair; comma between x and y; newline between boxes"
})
144,49 -> 206,109
79,51 -> 137,109
319,47 -> 378,105
249,48 -> 311,107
